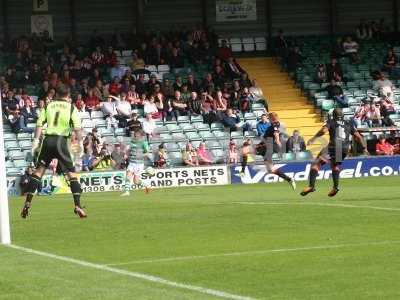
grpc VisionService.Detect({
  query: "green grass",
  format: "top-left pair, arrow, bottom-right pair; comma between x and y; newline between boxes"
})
1,177 -> 400,299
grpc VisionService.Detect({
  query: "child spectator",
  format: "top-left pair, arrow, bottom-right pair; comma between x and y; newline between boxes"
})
376,136 -> 394,156
182,143 -> 199,167
197,142 -> 213,165
155,143 -> 167,168
228,140 -> 238,164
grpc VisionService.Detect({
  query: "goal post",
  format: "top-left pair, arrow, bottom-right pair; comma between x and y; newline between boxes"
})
0,91 -> 11,245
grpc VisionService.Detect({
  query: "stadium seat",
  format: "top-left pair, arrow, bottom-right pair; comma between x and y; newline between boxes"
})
206,141 -> 222,150
171,133 -> 187,142
199,131 -> 216,141
5,141 -> 20,151
94,119 -> 107,128
282,152 -> 295,161
78,111 -> 90,119
213,131 -> 230,140
6,160 -> 14,168
4,133 -> 16,141
9,149 -> 25,160
185,132 -> 202,141
18,140 -> 32,150
210,123 -> 224,132
296,151 -> 313,160
158,65 -> 170,73
255,37 -> 267,51
160,133 -> 174,142
91,111 -> 105,119
14,159 -> 28,168
194,123 -> 210,132
177,116 -> 190,124
164,143 -> 180,152
98,127 -> 114,137
211,149 -> 226,163
242,38 -> 255,52
114,128 -> 125,136
230,131 -> 243,138
17,132 -> 32,141
7,167 -> 21,176
180,123 -> 196,133
190,115 -> 204,123
122,50 -> 133,57
145,65 -> 157,72
167,124 -> 183,133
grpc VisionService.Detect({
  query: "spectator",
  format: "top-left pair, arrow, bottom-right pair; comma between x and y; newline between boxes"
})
84,88 -> 101,113
4,90 -> 19,116
188,91 -> 202,115
315,64 -> 327,83
226,57 -> 245,79
356,19 -> 372,40
239,87 -> 251,113
101,96 -> 118,128
323,80 -> 348,107
326,57 -> 343,82
286,46 -> 303,72
109,76 -> 121,95
187,73 -> 200,93
197,142 -> 213,165
217,40 -> 233,61
286,130 -> 306,153
373,72 -> 395,92
376,136 -> 394,155
126,84 -> 141,108
130,52 -> 146,73
20,96 -> 37,123
214,90 -> 227,118
155,143 -> 167,168
114,93 -> 131,127
222,108 -> 251,132
353,100 -> 371,128
111,143 -> 127,170
171,90 -> 188,119
92,147 -> 116,170
200,91 -> 217,125
142,113 -> 156,140
104,46 -> 118,67
342,36 -> 359,63
84,128 -> 103,156
144,94 -> 160,119
256,114 -> 271,137
228,140 -> 238,164
81,148 -> 96,171
370,101 -> 382,127
20,166 -> 33,196
182,143 -> 199,167
127,112 -> 142,135
275,29 -> 288,59
382,49 -> 398,77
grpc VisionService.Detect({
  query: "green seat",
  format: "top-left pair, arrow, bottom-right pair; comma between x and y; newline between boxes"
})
296,151 -> 313,160
322,100 -> 334,111
283,152 -> 295,161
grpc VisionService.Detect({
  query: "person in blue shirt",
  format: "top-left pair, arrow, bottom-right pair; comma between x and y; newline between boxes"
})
256,114 -> 271,136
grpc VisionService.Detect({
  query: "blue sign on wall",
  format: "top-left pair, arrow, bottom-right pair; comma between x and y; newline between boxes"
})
231,156 -> 400,184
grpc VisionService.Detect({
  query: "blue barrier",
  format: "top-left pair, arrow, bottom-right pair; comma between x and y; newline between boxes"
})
230,156 -> 400,184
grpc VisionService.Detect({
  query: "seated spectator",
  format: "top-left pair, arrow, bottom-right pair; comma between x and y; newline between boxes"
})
188,91 -> 202,115
84,88 -> 101,113
142,113 -> 156,140
197,142 -> 213,165
135,74 -> 147,95
8,112 -> 33,134
256,114 -> 271,137
162,78 -> 175,98
74,94 -> 85,112
323,80 -> 348,107
146,74 -> 161,94
81,148 -> 96,171
228,140 -> 238,164
356,19 -> 372,40
126,84 -> 141,108
171,90 -> 188,119
130,52 -> 146,73
84,128 -> 103,156
376,136 -> 394,156
200,91 -> 217,125
213,65 -> 227,89
315,64 -> 327,83
111,143 -> 127,170
20,97 -> 37,123
286,130 -> 306,153
155,143 -> 167,168
240,72 -> 252,88
122,69 -> 136,85
144,95 -> 161,119
104,46 -> 118,67
379,94 -> 396,126
182,143 -> 199,167
187,73 -> 200,93
214,90 -> 227,118
221,108 -> 251,132
286,46 -> 303,72
373,72 -> 395,92
370,101 -> 382,127
91,46 -> 105,66
173,75 -> 184,91
239,87 -> 251,112
109,77 -> 121,95
92,147 -> 116,170
4,90 -> 19,116
217,40 -> 233,61
169,47 -> 184,69
115,93 -> 131,127
342,36 -> 359,63
101,96 -> 118,128
354,100 -> 372,128
127,112 -> 142,135
326,57 -> 343,82
226,57 -> 245,79
382,49 -> 398,77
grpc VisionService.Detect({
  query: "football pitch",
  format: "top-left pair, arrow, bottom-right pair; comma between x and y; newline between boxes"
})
1,176 -> 400,299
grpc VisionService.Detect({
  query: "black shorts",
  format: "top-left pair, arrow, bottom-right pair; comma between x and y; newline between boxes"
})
36,135 -> 75,173
317,146 -> 348,165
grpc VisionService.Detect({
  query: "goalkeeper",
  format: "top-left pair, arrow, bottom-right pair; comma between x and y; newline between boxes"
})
121,130 -> 154,196
20,85 -> 86,218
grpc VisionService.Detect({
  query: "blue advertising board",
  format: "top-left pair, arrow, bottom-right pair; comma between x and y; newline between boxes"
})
230,156 -> 400,184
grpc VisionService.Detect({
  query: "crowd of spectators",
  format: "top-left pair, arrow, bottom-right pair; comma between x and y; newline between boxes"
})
0,28 -> 272,172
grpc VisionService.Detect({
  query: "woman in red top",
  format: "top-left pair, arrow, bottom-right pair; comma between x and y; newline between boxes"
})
84,89 -> 101,112
376,136 -> 394,156
109,77 -> 121,96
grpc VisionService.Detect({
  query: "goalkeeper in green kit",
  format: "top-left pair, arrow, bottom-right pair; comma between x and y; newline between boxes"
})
20,85 -> 87,218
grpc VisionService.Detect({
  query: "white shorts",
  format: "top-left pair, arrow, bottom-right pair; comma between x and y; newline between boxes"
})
127,162 -> 144,175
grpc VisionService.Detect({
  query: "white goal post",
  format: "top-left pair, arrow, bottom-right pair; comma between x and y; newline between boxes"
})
0,90 -> 11,244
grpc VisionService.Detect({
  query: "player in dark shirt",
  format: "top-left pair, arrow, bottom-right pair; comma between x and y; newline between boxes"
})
301,108 -> 368,197
262,113 -> 296,190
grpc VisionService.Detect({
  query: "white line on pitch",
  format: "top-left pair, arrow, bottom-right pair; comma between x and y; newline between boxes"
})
106,240 -> 400,266
7,244 -> 254,300
234,201 -> 400,212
